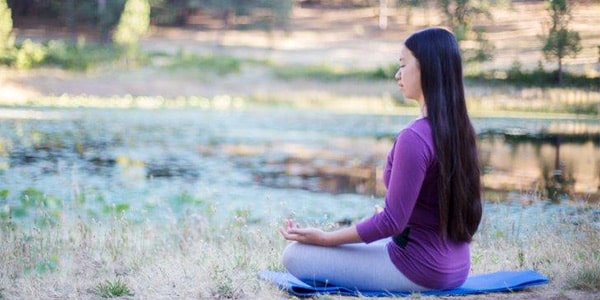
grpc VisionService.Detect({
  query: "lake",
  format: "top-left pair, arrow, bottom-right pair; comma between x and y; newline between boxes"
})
0,105 -> 598,226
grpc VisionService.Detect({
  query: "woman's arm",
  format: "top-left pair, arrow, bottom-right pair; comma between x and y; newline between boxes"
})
279,220 -> 363,246
356,127 -> 431,243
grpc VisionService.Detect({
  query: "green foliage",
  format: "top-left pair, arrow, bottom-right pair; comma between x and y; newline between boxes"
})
15,188 -> 63,227
437,0 -> 491,41
466,60 -> 599,90
149,0 -> 188,25
168,191 -> 217,218
372,64 -> 399,80
19,188 -> 47,209
0,0 -> 14,56
273,63 -> 396,81
197,0 -> 293,30
14,39 -> 46,69
166,51 -> 242,75
0,189 -> 8,220
44,40 -> 123,71
113,0 -> 150,47
95,278 -> 134,298
437,0 -> 495,62
464,28 -> 495,63
1,38 -> 123,70
31,255 -> 59,273
543,28 -> 582,63
541,0 -> 582,83
102,202 -> 130,215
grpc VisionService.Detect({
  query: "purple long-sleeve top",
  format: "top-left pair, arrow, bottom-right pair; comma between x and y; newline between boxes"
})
356,117 -> 470,289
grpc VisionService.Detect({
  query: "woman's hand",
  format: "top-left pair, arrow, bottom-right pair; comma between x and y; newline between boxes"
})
279,220 -> 363,247
279,220 -> 331,246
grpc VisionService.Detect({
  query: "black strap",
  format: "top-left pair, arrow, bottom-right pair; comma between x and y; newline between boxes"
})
392,227 -> 411,249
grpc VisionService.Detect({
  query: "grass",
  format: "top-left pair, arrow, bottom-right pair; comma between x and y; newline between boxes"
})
95,278 -> 134,298
568,265 -> 600,291
0,186 -> 599,299
271,63 -> 396,81
164,51 -> 244,76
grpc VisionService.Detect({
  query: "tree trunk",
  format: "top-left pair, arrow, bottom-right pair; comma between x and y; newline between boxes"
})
379,0 -> 388,30
97,0 -> 110,44
66,0 -> 77,42
557,58 -> 563,85
216,9 -> 232,48
98,0 -> 106,12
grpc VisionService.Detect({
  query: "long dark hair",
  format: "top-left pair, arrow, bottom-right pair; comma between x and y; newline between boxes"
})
405,27 -> 482,242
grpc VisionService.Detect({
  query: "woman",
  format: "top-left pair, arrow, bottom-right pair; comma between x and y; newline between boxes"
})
279,27 -> 482,291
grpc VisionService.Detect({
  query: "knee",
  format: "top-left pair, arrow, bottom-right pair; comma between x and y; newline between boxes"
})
281,242 -> 302,273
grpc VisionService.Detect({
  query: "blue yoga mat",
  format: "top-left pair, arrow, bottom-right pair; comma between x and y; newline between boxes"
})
258,270 -> 549,297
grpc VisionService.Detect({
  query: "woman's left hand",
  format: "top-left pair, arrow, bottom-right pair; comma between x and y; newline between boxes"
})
279,220 -> 331,246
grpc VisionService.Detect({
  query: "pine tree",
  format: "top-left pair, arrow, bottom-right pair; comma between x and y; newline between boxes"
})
542,0 -> 582,84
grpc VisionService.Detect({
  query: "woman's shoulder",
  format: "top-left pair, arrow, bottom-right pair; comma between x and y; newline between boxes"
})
402,117 -> 433,140
409,117 -> 432,130
395,118 -> 434,153
395,118 -> 436,163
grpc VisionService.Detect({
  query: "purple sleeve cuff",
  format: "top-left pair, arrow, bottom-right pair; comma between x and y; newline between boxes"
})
356,217 -> 381,244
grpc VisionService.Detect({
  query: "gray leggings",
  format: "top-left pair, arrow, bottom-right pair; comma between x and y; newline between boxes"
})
282,239 -> 426,292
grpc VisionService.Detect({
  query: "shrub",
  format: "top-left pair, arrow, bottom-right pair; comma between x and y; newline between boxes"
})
14,39 -> 46,69
44,40 -> 122,71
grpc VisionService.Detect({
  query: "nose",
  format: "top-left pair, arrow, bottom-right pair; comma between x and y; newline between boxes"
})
394,69 -> 401,80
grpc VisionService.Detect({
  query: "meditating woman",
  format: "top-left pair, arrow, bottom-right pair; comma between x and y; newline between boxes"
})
279,27 -> 482,291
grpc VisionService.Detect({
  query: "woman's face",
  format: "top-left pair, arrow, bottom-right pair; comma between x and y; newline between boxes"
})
395,46 -> 423,104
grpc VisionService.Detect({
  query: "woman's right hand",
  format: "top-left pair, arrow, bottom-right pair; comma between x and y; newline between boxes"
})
279,219 -> 363,246
279,219 -> 330,246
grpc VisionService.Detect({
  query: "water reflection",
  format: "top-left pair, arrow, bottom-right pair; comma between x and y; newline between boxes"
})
478,135 -> 598,203
221,117 -> 600,202
242,137 -> 599,202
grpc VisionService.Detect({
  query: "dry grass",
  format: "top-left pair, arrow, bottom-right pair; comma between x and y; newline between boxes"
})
1,201 -> 598,299
0,213 -> 287,299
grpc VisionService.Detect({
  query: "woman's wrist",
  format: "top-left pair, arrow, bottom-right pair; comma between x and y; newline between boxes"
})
324,226 -> 362,246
